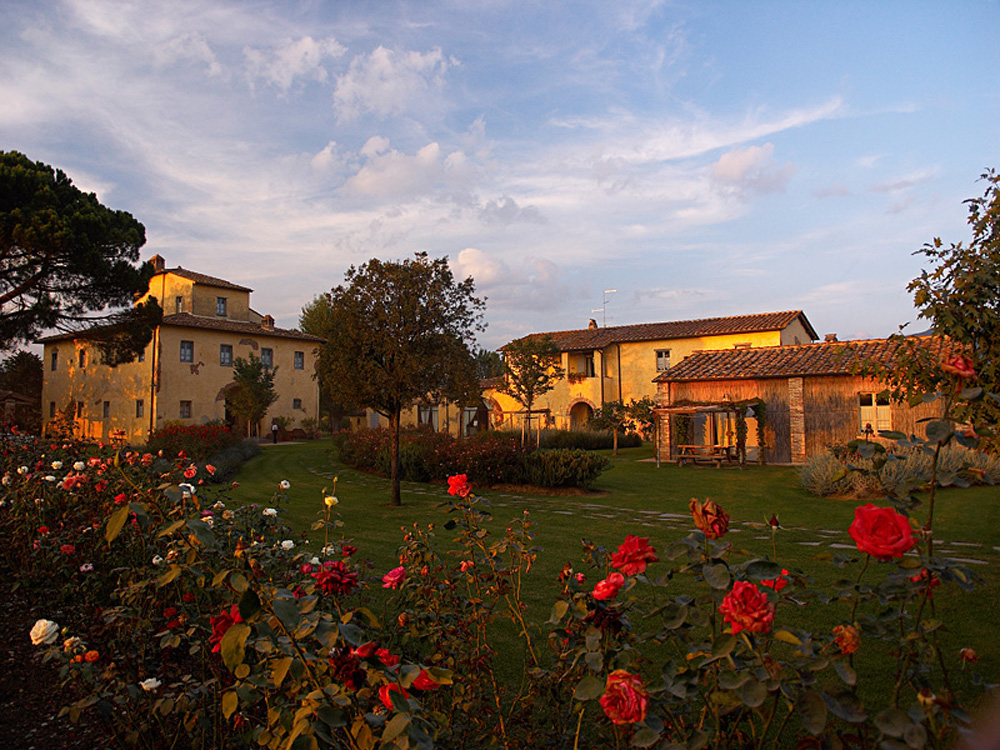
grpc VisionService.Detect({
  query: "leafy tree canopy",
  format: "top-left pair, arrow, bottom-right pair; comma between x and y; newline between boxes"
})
299,293 -> 359,429
498,335 -> 564,414
228,353 -> 279,436
0,150 -> 161,362
0,350 -> 43,400
319,253 -> 485,505
473,347 -> 504,380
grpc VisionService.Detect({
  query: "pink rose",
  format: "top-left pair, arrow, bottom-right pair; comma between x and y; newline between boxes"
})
382,566 -> 406,590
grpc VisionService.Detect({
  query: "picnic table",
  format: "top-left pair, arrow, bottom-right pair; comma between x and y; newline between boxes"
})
677,444 -> 736,468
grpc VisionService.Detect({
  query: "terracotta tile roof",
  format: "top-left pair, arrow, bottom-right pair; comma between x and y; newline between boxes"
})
156,267 -> 252,292
516,311 -> 816,351
161,314 -> 323,342
653,337 -> 939,382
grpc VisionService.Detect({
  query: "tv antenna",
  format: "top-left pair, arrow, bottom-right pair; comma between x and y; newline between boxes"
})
591,289 -> 617,327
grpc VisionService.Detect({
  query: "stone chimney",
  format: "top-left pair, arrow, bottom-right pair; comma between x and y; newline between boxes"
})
261,315 -> 275,330
824,333 -> 838,343
588,318 -> 598,330
149,254 -> 165,272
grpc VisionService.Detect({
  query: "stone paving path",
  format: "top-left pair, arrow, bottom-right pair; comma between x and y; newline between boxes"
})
305,464 -> 993,566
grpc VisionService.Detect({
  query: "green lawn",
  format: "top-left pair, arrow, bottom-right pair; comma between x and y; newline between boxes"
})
230,439 -> 1000,724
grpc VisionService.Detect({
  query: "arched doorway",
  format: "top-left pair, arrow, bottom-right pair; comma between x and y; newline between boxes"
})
569,401 -> 593,430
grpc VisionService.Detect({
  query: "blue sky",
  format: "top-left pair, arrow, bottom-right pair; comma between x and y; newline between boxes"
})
2,0 -> 998,349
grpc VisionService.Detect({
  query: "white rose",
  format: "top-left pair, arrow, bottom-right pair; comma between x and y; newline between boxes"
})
18,466 -> 28,475
30,619 -> 59,646
140,678 -> 161,692
262,508 -> 277,518
178,483 -> 196,497
51,461 -> 63,470
2,473 -> 10,486
310,556 -> 321,566
281,540 -> 295,551
152,554 -> 164,566
73,461 -> 86,471
279,480 -> 291,490
204,517 -> 214,528
324,495 -> 338,508
44,475 -> 56,482
213,501 -> 225,510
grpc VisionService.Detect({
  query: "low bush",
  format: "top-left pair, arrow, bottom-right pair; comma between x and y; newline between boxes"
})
205,439 -> 262,480
335,428 -> 608,488
800,443 -> 1000,497
146,422 -> 243,460
498,429 -> 643,451
524,448 -> 609,487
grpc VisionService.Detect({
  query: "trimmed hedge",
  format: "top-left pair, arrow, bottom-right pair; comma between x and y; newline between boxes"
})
145,422 -> 243,461
334,427 -> 610,488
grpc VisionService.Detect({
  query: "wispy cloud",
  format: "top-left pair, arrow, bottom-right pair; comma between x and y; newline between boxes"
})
333,46 -> 454,121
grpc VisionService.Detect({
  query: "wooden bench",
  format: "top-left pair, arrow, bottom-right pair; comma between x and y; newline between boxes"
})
677,444 -> 735,468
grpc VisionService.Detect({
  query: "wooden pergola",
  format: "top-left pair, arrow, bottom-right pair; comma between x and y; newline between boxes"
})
653,399 -> 765,468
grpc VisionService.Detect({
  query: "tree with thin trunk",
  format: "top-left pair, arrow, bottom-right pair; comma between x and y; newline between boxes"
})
229,353 -> 278,438
498,335 -> 564,444
318,254 -> 484,506
590,400 -> 630,455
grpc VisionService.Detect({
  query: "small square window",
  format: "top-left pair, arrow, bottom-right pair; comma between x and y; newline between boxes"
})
220,344 -> 233,366
78,350 -> 86,368
103,401 -> 110,418
137,350 -> 145,363
293,351 -> 304,370
261,348 -> 273,368
655,349 -> 671,371
50,350 -> 58,371
179,400 -> 192,419
175,296 -> 184,314
49,402 -> 56,418
180,340 -> 194,363
77,401 -> 85,417
216,297 -> 227,316
136,399 -> 144,418
292,398 -> 302,409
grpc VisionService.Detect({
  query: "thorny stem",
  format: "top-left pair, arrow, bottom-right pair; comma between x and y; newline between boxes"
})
849,554 -> 870,623
573,706 -> 586,750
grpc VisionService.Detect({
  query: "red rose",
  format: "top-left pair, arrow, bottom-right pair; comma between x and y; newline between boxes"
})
690,498 -> 730,539
182,592 -> 196,603
848,504 -> 916,561
719,580 -> 775,635
60,544 -> 76,556
760,569 -> 789,592
312,561 -> 359,596
114,493 -> 128,504
909,568 -> 941,597
379,683 -> 410,710
209,604 -> 243,653
412,670 -> 440,690
447,474 -> 472,498
610,535 -> 659,576
959,647 -> 979,664
599,670 -> 649,725
376,648 -> 400,667
592,572 -> 625,601
352,641 -> 378,658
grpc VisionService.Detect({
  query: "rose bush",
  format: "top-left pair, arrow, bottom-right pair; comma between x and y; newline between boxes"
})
2,403 -> 992,749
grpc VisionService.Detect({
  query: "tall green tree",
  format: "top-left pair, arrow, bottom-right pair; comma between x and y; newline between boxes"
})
498,335 -> 564,443
0,350 -> 43,432
299,293 -> 358,431
229,353 -> 279,437
473,346 -> 504,380
319,253 -> 484,506
0,151 -> 161,362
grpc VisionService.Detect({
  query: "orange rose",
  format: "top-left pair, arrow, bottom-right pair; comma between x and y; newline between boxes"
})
690,498 -> 730,539
599,670 -> 649,725
833,624 -> 860,655
84,650 -> 100,663
848,504 -> 915,561
719,581 -> 775,635
610,535 -> 659,576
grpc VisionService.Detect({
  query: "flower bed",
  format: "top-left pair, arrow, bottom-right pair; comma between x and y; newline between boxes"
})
0,430 -> 991,749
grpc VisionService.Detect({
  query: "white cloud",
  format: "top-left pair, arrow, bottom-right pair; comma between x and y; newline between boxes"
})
333,46 -> 453,121
244,36 -> 345,92
478,196 -> 545,227
710,143 -> 795,196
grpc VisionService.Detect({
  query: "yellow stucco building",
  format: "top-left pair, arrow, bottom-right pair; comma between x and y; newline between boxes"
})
38,256 -> 322,443
488,311 -> 818,431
